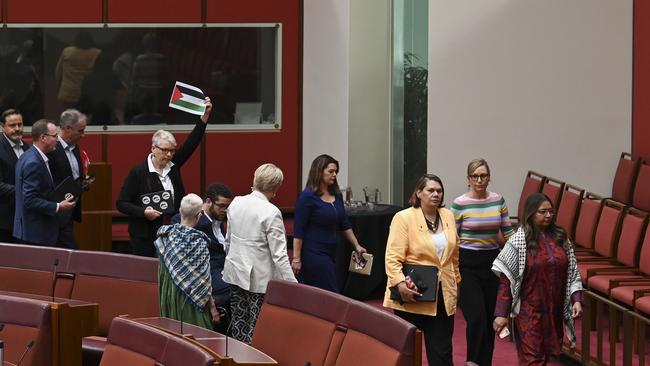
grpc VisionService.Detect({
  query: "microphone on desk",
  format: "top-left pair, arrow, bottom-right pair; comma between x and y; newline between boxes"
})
51,258 -> 59,302
179,295 -> 189,335
16,340 -> 34,366
217,306 -> 231,357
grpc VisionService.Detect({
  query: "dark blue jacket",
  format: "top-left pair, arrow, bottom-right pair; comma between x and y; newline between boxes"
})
13,147 -> 59,245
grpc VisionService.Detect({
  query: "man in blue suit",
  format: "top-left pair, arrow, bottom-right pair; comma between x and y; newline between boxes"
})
171,183 -> 232,331
13,119 -> 75,246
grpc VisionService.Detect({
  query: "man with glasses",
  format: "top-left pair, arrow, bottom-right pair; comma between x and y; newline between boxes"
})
47,109 -> 88,249
0,109 -> 30,242
14,119 -> 75,246
172,183 -> 233,332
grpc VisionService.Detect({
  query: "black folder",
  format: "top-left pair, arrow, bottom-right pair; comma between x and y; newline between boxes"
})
48,176 -> 82,202
390,264 -> 439,303
140,190 -> 174,214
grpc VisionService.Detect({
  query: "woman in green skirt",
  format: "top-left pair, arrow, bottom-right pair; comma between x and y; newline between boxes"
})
154,193 -> 220,329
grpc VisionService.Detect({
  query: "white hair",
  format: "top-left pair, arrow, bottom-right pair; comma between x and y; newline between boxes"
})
152,129 -> 176,147
179,193 -> 203,219
253,163 -> 284,192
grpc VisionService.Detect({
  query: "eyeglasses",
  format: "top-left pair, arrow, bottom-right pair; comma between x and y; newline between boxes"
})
155,145 -> 177,155
213,203 -> 229,209
536,208 -> 555,216
469,174 -> 490,181
43,133 -> 58,138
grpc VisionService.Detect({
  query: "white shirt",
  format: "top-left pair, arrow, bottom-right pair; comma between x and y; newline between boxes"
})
33,145 -> 58,212
147,153 -> 175,198
430,231 -> 448,259
58,137 -> 80,179
203,210 -> 226,247
4,134 -> 24,159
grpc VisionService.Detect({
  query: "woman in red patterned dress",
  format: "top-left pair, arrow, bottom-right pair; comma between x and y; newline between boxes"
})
491,193 -> 583,365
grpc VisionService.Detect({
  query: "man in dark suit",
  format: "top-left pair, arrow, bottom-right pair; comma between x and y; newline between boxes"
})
171,183 -> 233,331
47,109 -> 88,249
0,109 -> 29,243
14,119 -> 75,246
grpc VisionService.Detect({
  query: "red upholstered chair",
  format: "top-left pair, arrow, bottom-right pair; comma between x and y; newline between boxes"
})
632,160 -> 650,212
66,251 -> 159,365
585,208 -> 648,294
252,280 -> 353,366
541,176 -> 565,210
252,280 -> 420,366
605,223 -> 650,307
635,295 -> 650,316
0,294 -> 53,366
100,317 -> 216,366
336,302 -> 420,366
573,193 -> 604,251
611,152 -> 641,205
516,171 -> 545,219
575,199 -> 626,282
0,243 -> 73,297
555,184 -> 585,240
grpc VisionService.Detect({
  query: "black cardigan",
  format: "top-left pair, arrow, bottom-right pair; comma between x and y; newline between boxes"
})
116,120 -> 207,241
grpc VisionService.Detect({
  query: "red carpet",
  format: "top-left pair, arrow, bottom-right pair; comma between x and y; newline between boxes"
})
364,299 -> 566,365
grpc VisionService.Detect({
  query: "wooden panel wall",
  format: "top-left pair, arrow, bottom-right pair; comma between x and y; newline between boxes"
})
1,0 -> 302,208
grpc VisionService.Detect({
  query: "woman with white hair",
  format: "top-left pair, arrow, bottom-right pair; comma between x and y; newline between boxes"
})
155,193 -> 220,329
116,98 -> 211,257
223,163 -> 297,343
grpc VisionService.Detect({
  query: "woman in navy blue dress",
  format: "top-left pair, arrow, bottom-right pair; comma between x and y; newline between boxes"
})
291,154 -> 367,292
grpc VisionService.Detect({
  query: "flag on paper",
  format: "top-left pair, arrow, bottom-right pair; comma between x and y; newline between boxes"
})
169,81 -> 206,115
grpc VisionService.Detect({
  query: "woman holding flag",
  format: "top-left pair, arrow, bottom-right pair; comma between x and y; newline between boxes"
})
116,90 -> 212,257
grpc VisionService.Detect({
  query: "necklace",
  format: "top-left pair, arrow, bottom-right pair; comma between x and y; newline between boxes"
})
424,212 -> 440,232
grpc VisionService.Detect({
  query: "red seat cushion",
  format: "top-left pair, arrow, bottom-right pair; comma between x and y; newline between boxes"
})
587,273 -> 642,294
577,261 -> 615,282
635,296 -> 650,316
611,284 -> 650,306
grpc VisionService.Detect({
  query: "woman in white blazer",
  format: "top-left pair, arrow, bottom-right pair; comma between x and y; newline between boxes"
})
222,163 -> 296,343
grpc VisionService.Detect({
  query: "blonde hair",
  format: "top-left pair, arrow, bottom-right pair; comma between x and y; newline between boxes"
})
179,193 -> 203,219
253,163 -> 284,192
467,158 -> 490,177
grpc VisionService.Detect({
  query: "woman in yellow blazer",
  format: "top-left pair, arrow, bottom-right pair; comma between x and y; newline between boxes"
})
384,174 -> 460,366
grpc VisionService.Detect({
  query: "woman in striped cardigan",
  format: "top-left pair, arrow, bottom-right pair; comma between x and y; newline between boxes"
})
451,158 -> 514,366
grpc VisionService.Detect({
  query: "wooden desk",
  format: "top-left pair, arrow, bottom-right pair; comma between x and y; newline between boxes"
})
135,317 -> 277,365
0,291 -> 99,366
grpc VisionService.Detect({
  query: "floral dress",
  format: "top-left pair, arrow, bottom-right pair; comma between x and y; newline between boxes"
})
495,233 -> 569,366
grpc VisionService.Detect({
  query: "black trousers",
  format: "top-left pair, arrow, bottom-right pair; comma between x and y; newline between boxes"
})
131,236 -> 157,257
57,221 -> 79,249
395,289 -> 455,366
459,248 -> 500,366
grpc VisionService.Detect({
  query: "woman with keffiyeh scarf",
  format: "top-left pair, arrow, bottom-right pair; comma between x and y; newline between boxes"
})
155,193 -> 221,330
492,193 -> 583,366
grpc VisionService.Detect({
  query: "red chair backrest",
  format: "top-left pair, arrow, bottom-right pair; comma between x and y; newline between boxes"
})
573,193 -> 603,249
639,224 -> 650,275
633,161 -> 650,212
615,208 -> 648,267
555,184 -> 585,240
612,152 -> 640,205
518,171 -> 545,217
592,200 -> 625,258
541,177 -> 565,209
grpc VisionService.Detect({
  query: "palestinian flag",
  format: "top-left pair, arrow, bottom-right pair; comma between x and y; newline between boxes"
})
169,81 -> 206,115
